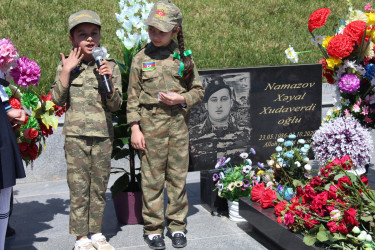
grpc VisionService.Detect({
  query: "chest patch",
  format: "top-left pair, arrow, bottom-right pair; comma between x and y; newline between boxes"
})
142,62 -> 156,71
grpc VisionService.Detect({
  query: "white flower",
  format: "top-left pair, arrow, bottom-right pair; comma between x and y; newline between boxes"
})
365,41 -> 375,58
285,45 -> 298,63
225,157 -> 231,164
298,139 -> 305,144
304,164 -> 312,171
330,209 -> 341,221
303,157 -> 309,162
246,159 -> 252,165
352,226 -> 361,234
242,165 -> 252,174
347,10 -> 367,24
295,161 -> 301,168
240,152 -> 249,159
219,172 -> 225,180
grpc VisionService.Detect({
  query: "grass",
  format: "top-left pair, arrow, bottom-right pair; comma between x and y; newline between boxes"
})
0,0 -> 369,94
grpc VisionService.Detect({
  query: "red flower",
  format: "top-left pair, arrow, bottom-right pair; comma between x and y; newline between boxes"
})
337,176 -> 352,190
260,188 -> 277,208
310,176 -> 323,188
327,221 -> 339,233
344,20 -> 366,45
338,221 -> 349,234
41,93 -> 52,101
274,201 -> 288,217
9,97 -> 21,109
23,128 -> 38,139
284,211 -> 295,227
308,8 -> 331,33
344,208 -> 358,226
40,123 -> 53,137
251,183 -> 265,202
361,176 -> 369,185
328,185 -> 338,199
327,34 -> 355,58
340,155 -> 353,170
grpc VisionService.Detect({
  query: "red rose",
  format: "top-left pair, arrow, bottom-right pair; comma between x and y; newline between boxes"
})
338,176 -> 352,190
18,142 -> 28,152
9,97 -> 21,109
327,221 -> 339,233
41,93 -> 52,101
308,8 -> 331,32
327,34 -> 355,58
344,20 -> 366,45
274,201 -> 288,216
310,176 -> 323,187
344,208 -> 358,226
23,128 -> 38,139
328,185 -> 338,199
28,143 -> 39,160
338,221 -> 349,234
260,188 -> 277,208
251,183 -> 265,202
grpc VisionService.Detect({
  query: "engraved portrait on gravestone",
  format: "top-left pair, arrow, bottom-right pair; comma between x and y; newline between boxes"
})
189,72 -> 252,170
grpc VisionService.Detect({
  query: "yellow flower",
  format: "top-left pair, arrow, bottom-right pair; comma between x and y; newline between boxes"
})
326,57 -> 342,70
227,183 -> 235,191
322,36 -> 333,49
234,181 -> 243,187
257,170 -> 265,176
366,13 -> 375,26
276,163 -> 282,169
218,190 -> 223,198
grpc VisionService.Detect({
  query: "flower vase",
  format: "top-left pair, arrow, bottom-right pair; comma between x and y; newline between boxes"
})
227,200 -> 246,222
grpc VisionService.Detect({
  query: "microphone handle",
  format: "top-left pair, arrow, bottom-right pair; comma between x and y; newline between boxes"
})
96,58 -> 113,95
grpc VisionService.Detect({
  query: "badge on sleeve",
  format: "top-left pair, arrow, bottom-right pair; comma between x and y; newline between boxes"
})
142,62 -> 156,71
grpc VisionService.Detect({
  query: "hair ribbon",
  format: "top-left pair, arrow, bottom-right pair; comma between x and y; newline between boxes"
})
173,50 -> 192,77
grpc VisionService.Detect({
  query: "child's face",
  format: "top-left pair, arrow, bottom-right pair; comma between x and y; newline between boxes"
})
148,26 -> 178,47
70,23 -> 100,61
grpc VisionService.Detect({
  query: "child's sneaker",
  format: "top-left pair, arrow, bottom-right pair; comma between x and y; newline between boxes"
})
74,238 -> 96,250
91,233 -> 115,250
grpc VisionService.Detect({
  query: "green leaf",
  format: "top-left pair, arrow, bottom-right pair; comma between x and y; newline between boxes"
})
303,235 -> 317,246
346,172 -> 357,183
334,174 -> 345,181
317,231 -> 329,242
293,179 -> 303,187
333,233 -> 347,240
324,183 -> 331,191
361,215 -> 373,222
110,173 -> 129,198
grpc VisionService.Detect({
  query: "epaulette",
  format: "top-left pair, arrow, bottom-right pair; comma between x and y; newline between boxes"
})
134,44 -> 147,57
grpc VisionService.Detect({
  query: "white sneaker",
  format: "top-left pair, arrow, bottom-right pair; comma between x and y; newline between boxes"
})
91,233 -> 115,250
74,238 -> 96,250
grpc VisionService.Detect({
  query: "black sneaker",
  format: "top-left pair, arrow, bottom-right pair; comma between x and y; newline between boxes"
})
144,234 -> 166,249
172,233 -> 187,248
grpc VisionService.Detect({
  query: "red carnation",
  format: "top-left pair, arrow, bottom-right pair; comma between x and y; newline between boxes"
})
338,221 -> 349,234
9,97 -> 21,109
344,20 -> 366,45
260,188 -> 277,208
344,208 -> 358,226
308,8 -> 331,32
327,221 -> 339,233
361,176 -> 369,185
274,201 -> 288,217
310,176 -> 323,188
327,34 -> 355,58
338,176 -> 352,190
251,183 -> 265,202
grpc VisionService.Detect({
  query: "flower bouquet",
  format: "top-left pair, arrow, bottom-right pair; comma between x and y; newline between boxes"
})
312,116 -> 373,175
213,149 -> 271,202
287,1 -> 375,128
0,38 -> 65,166
275,155 -> 375,249
268,134 -> 312,199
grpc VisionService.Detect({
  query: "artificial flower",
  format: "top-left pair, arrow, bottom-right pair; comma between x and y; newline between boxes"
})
10,56 -> 41,88
308,8 -> 331,33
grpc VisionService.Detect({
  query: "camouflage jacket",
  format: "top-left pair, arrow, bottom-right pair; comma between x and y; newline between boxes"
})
51,58 -> 122,138
127,41 -> 204,124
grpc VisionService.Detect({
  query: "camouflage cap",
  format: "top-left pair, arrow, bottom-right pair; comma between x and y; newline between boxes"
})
203,77 -> 232,103
145,0 -> 182,32
68,10 -> 101,31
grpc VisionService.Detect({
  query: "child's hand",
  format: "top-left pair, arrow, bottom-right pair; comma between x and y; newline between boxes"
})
97,61 -> 113,81
60,47 -> 84,72
159,92 -> 185,106
130,123 -> 146,151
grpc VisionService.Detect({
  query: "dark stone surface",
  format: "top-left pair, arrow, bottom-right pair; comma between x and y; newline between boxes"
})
200,170 -> 228,215
239,197 -> 320,250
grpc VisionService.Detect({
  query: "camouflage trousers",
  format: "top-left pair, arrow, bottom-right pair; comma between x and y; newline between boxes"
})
140,105 -> 189,235
65,136 -> 113,236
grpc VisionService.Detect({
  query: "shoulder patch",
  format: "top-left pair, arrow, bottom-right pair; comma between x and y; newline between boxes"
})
142,62 -> 156,71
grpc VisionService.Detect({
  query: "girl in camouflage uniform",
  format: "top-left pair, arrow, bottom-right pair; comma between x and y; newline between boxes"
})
127,1 -> 204,249
51,10 -> 122,250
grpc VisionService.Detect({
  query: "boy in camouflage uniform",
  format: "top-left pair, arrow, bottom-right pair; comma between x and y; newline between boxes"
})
51,10 -> 122,250
127,1 -> 204,249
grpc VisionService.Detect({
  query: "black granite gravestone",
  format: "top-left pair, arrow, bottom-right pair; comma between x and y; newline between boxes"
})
191,64 -> 322,214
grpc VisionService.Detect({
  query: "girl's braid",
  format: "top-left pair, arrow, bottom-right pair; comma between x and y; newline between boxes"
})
176,26 -> 194,82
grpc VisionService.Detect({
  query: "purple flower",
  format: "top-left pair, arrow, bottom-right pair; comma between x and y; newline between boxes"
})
250,148 -> 256,155
243,179 -> 250,188
0,38 -> 18,72
10,56 -> 41,88
212,173 -> 219,182
338,74 -> 360,94
257,162 -> 264,168
215,157 -> 227,168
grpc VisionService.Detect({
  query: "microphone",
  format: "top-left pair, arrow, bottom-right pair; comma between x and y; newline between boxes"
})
92,47 -> 113,95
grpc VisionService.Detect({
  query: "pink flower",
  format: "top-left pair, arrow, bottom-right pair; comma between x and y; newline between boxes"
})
365,117 -> 373,123
338,74 -> 360,93
344,109 -> 350,116
365,3 -> 372,11
361,105 -> 369,116
352,104 -> 361,113
284,211 -> 295,227
0,38 -> 18,72
10,56 -> 41,88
